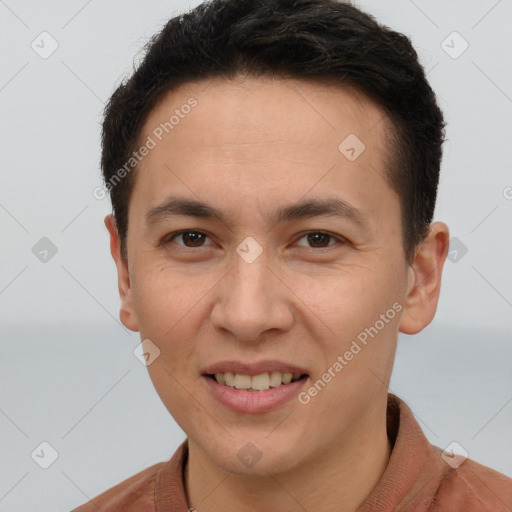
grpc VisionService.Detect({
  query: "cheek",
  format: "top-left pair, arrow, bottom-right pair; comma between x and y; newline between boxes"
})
131,266 -> 204,420
145,360 -> 205,438
301,265 -> 403,342
304,267 -> 405,393
130,264 -> 206,367
305,270 -> 402,407
132,261 -> 199,331
130,264 -> 215,435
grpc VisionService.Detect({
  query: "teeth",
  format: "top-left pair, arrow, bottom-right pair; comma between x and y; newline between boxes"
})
224,372 -> 234,387
234,374 -> 251,390
212,371 -> 302,391
251,373 -> 270,390
269,371 -> 282,387
281,373 -> 292,384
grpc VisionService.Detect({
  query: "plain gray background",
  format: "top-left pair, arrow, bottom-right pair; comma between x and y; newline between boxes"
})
1,1 -> 511,510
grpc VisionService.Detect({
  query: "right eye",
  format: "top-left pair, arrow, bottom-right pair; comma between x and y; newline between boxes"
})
165,230 -> 213,248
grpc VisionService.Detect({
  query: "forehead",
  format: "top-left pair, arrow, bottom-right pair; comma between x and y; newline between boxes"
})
141,76 -> 387,149
131,76 -> 397,226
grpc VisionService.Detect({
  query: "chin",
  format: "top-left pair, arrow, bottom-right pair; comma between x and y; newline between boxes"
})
205,433 -> 304,476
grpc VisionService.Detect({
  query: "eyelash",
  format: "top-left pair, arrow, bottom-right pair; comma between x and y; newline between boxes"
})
163,230 -> 347,250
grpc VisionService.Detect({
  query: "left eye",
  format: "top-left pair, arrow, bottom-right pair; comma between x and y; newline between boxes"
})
295,231 -> 342,249
165,230 -> 343,249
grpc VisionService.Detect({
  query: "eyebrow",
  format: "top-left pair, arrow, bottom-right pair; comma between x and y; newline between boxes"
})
145,196 -> 367,228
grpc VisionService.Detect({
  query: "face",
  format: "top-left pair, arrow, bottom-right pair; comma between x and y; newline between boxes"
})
106,76 -> 447,476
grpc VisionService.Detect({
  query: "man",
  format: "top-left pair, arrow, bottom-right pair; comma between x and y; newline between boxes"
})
72,0 -> 512,510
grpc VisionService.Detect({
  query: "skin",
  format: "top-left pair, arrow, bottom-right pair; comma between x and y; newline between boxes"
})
105,76 -> 449,512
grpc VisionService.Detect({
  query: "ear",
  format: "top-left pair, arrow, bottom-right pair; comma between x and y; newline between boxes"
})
398,221 -> 450,335
104,214 -> 139,332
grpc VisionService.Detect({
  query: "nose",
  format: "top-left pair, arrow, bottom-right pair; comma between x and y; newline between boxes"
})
210,249 -> 294,343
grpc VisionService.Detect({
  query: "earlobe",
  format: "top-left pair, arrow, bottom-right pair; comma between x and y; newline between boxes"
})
398,222 -> 450,335
104,214 -> 140,332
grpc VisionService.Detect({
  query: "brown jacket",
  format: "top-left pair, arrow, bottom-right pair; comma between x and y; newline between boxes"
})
71,394 -> 512,511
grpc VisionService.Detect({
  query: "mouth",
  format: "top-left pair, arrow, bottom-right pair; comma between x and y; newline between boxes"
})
201,361 -> 310,412
204,371 -> 308,392
201,362 -> 310,413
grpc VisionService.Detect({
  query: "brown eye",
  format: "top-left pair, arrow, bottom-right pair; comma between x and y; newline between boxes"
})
167,231 -> 211,248
307,232 -> 331,248
296,231 -> 342,249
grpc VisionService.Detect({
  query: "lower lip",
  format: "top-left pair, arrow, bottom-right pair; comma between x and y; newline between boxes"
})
202,375 -> 309,413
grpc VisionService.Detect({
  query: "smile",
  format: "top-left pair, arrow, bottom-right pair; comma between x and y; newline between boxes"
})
202,372 -> 309,413
207,371 -> 306,391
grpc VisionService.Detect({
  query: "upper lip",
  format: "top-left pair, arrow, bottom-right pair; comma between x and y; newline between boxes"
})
202,360 -> 309,377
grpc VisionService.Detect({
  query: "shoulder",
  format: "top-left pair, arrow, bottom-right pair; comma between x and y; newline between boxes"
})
432,448 -> 512,511
71,461 -> 167,512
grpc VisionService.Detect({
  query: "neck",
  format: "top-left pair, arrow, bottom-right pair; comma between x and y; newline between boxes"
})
184,398 -> 391,512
